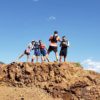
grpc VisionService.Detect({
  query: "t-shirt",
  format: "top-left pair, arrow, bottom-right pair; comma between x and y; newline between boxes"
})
26,43 -> 34,53
39,43 -> 46,49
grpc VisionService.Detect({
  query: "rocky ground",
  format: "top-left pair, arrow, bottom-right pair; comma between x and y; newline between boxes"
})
0,62 -> 100,100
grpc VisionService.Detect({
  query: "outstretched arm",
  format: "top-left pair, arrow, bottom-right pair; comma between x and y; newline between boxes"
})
57,36 -> 61,42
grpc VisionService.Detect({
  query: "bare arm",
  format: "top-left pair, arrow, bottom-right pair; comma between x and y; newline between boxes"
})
57,36 -> 61,42
45,45 -> 48,51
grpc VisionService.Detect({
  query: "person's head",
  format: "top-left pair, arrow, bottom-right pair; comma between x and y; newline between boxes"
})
31,40 -> 35,44
62,36 -> 66,41
39,40 -> 42,44
54,31 -> 58,37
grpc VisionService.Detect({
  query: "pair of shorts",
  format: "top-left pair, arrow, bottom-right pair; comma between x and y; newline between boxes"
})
40,49 -> 47,56
24,50 -> 30,55
48,46 -> 58,53
60,48 -> 67,57
34,49 -> 41,56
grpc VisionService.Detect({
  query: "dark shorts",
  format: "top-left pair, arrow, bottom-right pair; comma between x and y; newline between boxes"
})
40,49 -> 47,56
24,50 -> 30,55
60,48 -> 67,57
34,49 -> 41,56
48,46 -> 58,53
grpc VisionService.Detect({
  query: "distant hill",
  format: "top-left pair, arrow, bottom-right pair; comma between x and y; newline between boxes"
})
0,61 -> 4,64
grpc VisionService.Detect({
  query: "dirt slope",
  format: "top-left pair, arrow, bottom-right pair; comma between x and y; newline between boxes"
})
0,62 -> 100,100
0,86 -> 61,100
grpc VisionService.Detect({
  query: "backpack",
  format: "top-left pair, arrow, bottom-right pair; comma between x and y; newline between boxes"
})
61,40 -> 69,47
34,42 -> 39,49
50,35 -> 58,43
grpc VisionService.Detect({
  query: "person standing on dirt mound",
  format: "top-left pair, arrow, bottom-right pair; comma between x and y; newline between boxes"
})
16,40 -> 35,62
31,41 -> 41,63
39,40 -> 49,62
47,31 -> 60,61
59,36 -> 69,62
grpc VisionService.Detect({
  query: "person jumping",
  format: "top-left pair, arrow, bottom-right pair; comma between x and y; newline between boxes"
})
47,31 -> 60,62
59,36 -> 69,62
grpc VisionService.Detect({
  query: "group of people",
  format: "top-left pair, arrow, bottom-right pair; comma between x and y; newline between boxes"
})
16,31 -> 69,63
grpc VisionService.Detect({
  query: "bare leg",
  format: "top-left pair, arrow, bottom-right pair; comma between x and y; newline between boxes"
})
31,55 -> 35,63
46,51 -> 50,62
45,54 -> 49,62
36,56 -> 38,62
16,53 -> 25,62
59,56 -> 63,62
41,56 -> 44,62
43,56 -> 46,61
55,52 -> 59,61
27,55 -> 30,62
64,56 -> 66,62
19,53 -> 25,59
31,58 -> 34,63
46,56 -> 50,62
46,51 -> 50,58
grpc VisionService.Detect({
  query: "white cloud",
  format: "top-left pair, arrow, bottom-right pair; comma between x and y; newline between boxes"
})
48,16 -> 56,21
33,0 -> 39,2
81,59 -> 100,73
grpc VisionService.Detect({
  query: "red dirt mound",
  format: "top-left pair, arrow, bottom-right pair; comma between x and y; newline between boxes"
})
0,62 -> 100,100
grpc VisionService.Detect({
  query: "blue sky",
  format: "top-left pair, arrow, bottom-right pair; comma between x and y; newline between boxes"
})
0,0 -> 100,72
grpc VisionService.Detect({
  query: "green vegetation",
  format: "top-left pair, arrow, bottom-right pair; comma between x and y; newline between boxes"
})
75,62 -> 82,67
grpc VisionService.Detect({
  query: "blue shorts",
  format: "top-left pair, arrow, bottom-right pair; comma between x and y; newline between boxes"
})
40,49 -> 47,56
34,49 -> 41,56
